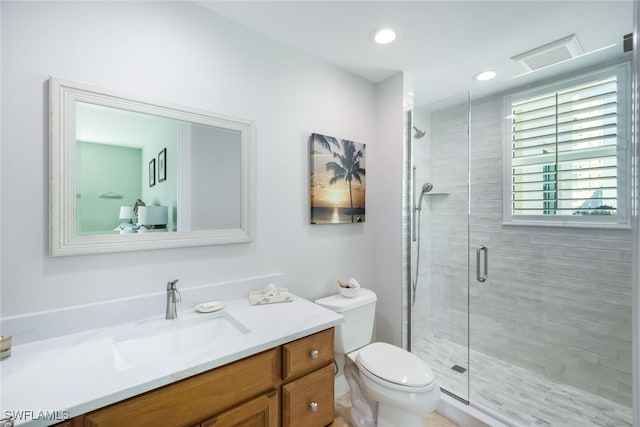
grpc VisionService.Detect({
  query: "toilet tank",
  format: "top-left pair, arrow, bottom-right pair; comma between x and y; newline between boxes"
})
315,288 -> 377,354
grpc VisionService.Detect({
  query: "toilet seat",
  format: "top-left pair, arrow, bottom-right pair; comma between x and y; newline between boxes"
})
356,342 -> 437,393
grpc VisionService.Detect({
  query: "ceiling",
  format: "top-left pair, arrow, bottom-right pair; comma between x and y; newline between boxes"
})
76,102 -> 174,148
199,1 -> 633,107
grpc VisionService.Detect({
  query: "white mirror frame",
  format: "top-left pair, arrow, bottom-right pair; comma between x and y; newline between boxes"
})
49,77 -> 256,256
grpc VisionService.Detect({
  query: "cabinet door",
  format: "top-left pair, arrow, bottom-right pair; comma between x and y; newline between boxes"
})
282,363 -> 334,427
85,348 -> 279,427
52,418 -> 84,427
282,328 -> 334,381
200,390 -> 279,427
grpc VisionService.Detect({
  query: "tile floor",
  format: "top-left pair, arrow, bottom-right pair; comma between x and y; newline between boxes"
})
412,335 -> 633,427
333,392 -> 459,427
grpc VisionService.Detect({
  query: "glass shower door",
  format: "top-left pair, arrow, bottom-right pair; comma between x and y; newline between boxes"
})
411,93 -> 471,403
467,74 -> 634,425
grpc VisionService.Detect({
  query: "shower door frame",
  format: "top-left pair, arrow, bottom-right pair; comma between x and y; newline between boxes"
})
406,93 -> 472,405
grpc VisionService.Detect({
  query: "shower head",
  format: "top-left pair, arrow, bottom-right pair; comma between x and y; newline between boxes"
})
421,182 -> 434,194
413,126 -> 427,139
415,182 -> 434,210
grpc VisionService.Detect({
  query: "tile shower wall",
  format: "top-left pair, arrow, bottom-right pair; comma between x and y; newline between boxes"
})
411,110 -> 434,345
413,101 -> 471,352
416,94 -> 632,407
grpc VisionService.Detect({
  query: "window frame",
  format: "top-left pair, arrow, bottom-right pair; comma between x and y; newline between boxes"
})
502,62 -> 631,229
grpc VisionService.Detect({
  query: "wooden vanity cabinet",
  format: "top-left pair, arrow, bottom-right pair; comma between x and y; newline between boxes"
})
200,390 -> 279,427
84,348 -> 280,427
281,328 -> 335,427
57,328 -> 334,427
282,328 -> 334,381
282,363 -> 334,427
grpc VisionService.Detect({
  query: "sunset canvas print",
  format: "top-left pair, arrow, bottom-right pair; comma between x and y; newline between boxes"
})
310,133 -> 366,224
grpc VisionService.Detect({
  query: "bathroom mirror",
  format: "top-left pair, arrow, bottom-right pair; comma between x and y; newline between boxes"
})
49,77 -> 255,256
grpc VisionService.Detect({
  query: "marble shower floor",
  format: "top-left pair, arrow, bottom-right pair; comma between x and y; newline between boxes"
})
412,335 -> 633,427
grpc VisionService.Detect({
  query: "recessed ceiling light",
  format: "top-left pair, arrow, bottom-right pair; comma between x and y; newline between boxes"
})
473,70 -> 497,81
371,28 -> 397,45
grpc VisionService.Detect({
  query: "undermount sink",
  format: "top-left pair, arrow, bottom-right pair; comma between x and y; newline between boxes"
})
112,312 -> 249,369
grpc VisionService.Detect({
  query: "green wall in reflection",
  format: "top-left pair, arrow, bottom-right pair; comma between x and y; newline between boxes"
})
76,142 -> 142,234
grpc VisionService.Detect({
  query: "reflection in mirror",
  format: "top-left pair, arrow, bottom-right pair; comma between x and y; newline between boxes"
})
178,123 -> 241,232
75,102 -> 178,235
50,77 -> 255,256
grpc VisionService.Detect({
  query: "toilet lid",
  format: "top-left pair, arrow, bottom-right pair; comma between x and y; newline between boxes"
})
356,342 -> 435,388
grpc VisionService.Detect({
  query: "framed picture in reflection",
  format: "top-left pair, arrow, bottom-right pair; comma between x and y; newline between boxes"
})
149,158 -> 156,187
158,148 -> 167,183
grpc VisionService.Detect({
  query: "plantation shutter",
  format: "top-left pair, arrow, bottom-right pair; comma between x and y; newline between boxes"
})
510,75 -> 618,217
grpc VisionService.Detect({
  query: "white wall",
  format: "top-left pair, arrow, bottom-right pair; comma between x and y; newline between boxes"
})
368,73 -> 407,346
0,2 -> 397,318
141,119 -> 178,230
0,0 -> 3,313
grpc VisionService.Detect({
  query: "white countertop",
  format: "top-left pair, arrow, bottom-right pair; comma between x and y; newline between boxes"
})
0,294 -> 343,426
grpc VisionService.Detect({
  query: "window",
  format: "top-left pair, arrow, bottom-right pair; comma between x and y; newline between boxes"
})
503,63 -> 631,227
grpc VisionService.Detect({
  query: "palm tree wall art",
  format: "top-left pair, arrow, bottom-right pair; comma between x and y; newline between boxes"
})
310,133 -> 366,224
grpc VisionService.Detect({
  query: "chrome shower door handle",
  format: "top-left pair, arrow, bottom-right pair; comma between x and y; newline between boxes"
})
476,245 -> 488,283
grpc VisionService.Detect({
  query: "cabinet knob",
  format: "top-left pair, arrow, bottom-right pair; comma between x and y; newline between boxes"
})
309,349 -> 319,359
309,402 -> 319,412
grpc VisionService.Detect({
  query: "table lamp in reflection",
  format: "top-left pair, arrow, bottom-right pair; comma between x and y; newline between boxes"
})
116,206 -> 138,233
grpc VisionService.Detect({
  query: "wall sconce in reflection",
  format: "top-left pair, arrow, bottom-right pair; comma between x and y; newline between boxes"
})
137,206 -> 168,233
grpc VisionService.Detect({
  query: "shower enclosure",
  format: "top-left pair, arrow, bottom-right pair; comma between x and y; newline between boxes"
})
407,48 -> 635,427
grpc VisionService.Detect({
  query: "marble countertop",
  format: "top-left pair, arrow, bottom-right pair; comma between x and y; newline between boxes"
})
1,294 -> 343,426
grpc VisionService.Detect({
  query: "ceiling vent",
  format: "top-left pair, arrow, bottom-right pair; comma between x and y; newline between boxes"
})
511,34 -> 584,71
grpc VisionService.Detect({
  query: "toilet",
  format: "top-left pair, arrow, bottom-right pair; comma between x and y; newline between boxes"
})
315,288 -> 440,427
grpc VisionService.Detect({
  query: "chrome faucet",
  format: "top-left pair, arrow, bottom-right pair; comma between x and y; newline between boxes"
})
165,279 -> 181,319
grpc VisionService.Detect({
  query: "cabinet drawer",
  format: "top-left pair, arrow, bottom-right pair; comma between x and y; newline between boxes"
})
85,348 -> 280,427
282,328 -> 334,381
201,389 -> 279,427
282,363 -> 334,427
